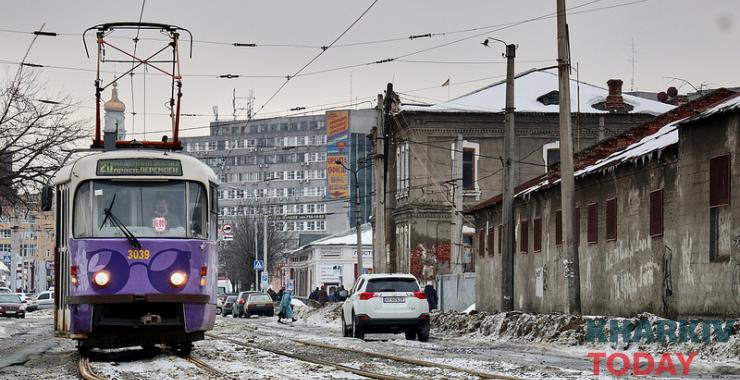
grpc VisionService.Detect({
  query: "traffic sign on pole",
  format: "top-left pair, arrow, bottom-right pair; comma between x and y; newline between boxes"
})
253,260 -> 264,271
260,272 -> 269,287
2,255 -> 10,265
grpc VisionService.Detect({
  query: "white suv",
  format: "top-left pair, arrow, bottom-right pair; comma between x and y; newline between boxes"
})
341,273 -> 430,341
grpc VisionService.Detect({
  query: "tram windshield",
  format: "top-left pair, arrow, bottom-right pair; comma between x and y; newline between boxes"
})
73,180 -> 208,239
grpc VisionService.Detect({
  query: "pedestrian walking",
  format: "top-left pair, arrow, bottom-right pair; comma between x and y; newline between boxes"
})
277,290 -> 296,323
277,287 -> 285,302
424,282 -> 438,311
318,286 -> 328,304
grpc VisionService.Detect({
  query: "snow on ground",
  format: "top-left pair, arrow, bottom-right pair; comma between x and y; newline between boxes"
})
429,310 -> 740,365
293,301 -> 342,328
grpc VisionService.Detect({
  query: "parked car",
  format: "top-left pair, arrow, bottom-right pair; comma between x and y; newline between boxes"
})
222,295 -> 237,317
216,297 -> 224,315
232,291 -> 257,318
0,294 -> 26,318
28,290 -> 54,311
341,273 -> 430,341
0,287 -> 11,294
245,293 -> 275,317
15,292 -> 32,303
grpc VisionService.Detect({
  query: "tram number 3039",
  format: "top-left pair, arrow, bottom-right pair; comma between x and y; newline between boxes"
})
128,249 -> 151,260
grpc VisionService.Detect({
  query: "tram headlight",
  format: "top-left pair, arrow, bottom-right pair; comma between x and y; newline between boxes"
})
169,271 -> 187,288
93,271 -> 111,287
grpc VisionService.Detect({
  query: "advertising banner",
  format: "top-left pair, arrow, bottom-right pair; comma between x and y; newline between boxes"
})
326,110 -> 349,199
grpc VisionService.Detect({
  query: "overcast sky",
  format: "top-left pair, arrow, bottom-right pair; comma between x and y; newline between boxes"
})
1,0 -> 738,139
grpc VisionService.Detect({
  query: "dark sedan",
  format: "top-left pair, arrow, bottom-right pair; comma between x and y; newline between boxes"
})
222,295 -> 237,317
245,293 -> 275,317
0,294 -> 26,318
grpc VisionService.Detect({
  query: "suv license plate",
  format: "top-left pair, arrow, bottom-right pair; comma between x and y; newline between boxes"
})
383,297 -> 405,303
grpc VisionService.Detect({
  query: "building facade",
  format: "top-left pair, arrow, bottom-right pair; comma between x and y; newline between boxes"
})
182,109 -> 374,250
374,69 -> 674,283
470,89 -> 739,318
0,202 -> 55,292
283,224 -> 372,298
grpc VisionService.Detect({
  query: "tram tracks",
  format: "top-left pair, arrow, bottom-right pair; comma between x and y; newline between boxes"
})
78,347 -> 235,380
207,331 -> 524,380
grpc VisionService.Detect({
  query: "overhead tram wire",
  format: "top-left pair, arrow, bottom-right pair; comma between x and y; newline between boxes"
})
214,0 -> 379,192
130,0 -> 146,139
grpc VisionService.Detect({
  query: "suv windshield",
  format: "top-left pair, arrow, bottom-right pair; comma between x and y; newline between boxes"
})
74,180 -> 207,239
366,278 -> 420,292
226,296 -> 237,302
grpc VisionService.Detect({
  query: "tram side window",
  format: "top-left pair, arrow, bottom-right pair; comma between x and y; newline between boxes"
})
74,183 -> 92,237
209,183 -> 218,240
188,182 -> 207,239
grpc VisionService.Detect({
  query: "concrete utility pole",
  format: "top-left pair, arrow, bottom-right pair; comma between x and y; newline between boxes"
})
254,220 -> 259,291
373,94 -> 386,273
501,42 -> 517,312
557,0 -> 582,315
351,167 -> 363,278
451,134 -> 464,274
263,214 -> 268,291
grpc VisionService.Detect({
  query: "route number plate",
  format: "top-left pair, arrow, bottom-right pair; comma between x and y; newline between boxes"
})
383,297 -> 404,303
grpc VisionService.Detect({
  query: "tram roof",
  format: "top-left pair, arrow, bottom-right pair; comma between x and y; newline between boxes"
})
53,149 -> 218,185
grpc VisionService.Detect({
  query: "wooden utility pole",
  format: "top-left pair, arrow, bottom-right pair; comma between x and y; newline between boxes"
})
501,42 -> 516,312
557,0 -> 582,315
373,94 -> 386,273
451,134 -> 464,274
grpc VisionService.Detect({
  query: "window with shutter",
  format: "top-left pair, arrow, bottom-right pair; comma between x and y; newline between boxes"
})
478,228 -> 486,258
533,217 -> 542,252
555,210 -> 562,246
606,198 -> 617,241
498,224 -> 503,254
575,206 -> 581,244
710,154 -> 730,207
488,225 -> 495,256
587,203 -> 598,244
649,189 -> 663,237
520,219 -> 529,253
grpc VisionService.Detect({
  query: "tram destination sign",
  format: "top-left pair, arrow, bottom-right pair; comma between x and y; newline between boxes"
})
96,158 -> 183,176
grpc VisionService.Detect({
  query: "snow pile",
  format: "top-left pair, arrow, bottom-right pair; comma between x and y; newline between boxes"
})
430,310 -> 740,361
462,303 -> 476,314
294,302 -> 343,327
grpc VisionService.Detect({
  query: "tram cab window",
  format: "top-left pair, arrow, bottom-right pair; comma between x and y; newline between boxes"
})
73,180 -> 208,239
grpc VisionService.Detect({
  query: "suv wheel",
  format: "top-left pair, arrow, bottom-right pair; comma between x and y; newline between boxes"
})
352,314 -> 365,340
417,322 -> 430,342
341,315 -> 351,337
404,330 -> 417,340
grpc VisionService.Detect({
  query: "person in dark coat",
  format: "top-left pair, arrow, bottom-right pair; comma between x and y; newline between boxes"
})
424,283 -> 438,311
309,287 -> 320,301
318,286 -> 328,304
277,287 -> 285,301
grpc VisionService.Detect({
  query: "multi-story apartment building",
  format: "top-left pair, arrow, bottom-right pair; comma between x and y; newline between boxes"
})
182,109 -> 375,249
0,202 -> 55,292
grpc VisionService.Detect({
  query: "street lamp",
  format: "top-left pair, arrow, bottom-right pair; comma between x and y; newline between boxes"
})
335,160 -> 364,279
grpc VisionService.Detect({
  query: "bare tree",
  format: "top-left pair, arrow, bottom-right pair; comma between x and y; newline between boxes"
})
219,215 -> 291,291
0,69 -> 87,213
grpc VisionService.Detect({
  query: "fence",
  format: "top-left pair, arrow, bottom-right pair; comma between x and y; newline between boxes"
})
436,272 -> 476,312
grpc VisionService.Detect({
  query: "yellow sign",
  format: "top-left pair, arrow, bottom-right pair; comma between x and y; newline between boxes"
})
327,155 -> 349,199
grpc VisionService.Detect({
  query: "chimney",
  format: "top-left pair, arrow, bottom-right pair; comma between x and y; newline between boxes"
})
606,79 -> 625,112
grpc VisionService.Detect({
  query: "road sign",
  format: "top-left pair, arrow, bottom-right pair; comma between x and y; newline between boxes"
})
221,224 -> 233,241
253,259 -> 264,271
260,272 -> 269,285
2,255 -> 10,264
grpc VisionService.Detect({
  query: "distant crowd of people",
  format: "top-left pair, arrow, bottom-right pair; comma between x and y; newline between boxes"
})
308,285 -> 348,304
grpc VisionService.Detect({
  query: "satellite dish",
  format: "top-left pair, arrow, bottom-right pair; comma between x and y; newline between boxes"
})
657,92 -> 669,103
667,86 -> 678,98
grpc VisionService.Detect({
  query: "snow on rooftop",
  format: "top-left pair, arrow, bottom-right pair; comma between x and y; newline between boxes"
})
402,69 -> 674,116
678,93 -> 740,124
517,119 -> 684,199
292,223 -> 373,252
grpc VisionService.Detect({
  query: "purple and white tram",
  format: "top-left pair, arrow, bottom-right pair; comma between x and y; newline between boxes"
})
49,150 -> 219,354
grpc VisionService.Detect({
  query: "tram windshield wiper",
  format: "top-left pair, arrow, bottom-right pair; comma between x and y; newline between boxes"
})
99,193 -> 142,249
